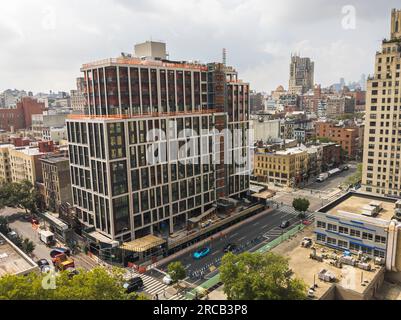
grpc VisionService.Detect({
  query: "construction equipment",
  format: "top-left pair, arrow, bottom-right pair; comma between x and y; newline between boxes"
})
52,253 -> 75,271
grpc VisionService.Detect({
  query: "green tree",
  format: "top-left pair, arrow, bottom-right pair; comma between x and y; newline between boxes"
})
0,216 -> 10,234
292,198 -> 310,218
220,252 -> 307,300
15,180 -> 39,214
316,136 -> 333,144
21,238 -> 36,255
0,180 -> 39,214
167,261 -> 186,283
0,267 -> 147,300
345,163 -> 362,187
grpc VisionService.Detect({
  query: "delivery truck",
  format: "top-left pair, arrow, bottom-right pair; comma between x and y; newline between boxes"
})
316,172 -> 329,182
39,230 -> 56,246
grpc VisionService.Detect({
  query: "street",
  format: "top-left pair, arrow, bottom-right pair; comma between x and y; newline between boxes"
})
273,164 -> 357,211
155,205 -> 310,285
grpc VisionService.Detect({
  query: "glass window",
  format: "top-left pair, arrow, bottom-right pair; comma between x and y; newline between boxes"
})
327,224 -> 337,232
110,161 -> 128,196
108,122 -> 126,159
113,196 -> 130,235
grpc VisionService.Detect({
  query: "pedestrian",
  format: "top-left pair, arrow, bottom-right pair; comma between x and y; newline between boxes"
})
155,293 -> 159,300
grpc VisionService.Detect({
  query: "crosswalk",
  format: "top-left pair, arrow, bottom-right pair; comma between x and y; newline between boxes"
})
262,206 -> 314,239
125,270 -> 186,300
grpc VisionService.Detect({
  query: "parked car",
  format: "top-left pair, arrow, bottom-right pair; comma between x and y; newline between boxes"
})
123,277 -> 144,293
223,243 -> 238,253
40,265 -> 52,273
193,247 -> 210,259
280,220 -> 290,229
50,247 -> 71,258
37,259 -> 52,274
162,274 -> 173,285
36,259 -> 50,268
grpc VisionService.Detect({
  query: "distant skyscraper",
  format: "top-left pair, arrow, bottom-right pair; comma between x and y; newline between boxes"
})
360,74 -> 367,91
288,54 -> 314,95
362,9 -> 401,196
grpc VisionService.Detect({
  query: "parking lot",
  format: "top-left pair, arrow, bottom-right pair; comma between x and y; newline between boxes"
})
0,208 -> 97,270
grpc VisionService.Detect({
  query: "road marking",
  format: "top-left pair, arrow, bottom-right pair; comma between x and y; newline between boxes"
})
212,251 -> 219,256
229,232 -> 239,238
238,236 -> 247,242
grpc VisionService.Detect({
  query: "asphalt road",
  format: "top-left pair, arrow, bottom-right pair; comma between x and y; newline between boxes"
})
306,166 -> 357,191
156,205 -> 309,286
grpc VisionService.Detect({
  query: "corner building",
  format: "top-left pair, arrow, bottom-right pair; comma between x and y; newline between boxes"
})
66,42 -> 250,243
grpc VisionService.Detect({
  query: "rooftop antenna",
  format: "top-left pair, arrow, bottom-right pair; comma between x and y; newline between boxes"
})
222,48 -> 227,66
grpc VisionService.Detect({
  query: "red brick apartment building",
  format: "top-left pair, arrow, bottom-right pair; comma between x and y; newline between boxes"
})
0,97 -> 45,131
315,121 -> 360,159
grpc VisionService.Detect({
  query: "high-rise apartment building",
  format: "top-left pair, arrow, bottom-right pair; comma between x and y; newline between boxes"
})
288,54 -> 314,95
362,9 -> 401,196
66,41 -> 250,243
71,77 -> 87,114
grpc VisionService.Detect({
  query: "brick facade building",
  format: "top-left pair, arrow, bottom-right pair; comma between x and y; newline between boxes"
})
315,122 -> 360,159
0,97 -> 45,131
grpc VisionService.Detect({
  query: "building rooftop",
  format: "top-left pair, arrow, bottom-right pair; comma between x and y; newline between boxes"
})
0,233 -> 38,277
12,147 -> 44,156
272,226 -> 385,300
41,156 -> 69,164
82,56 -> 209,72
275,147 -> 306,156
0,144 -> 14,149
319,192 -> 397,223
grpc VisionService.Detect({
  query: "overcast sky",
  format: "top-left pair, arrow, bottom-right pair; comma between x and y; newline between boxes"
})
0,0 -> 399,94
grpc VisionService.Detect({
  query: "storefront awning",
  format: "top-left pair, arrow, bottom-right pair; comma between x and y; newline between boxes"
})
120,235 -> 166,253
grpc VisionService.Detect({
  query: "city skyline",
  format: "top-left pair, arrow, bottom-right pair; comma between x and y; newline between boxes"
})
1,0 -> 400,94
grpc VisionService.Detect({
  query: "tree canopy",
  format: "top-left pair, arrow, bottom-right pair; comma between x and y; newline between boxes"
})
167,261 -> 186,283
0,267 -> 147,300
220,252 -> 307,300
292,198 -> 310,215
345,163 -> 362,187
0,180 -> 39,213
